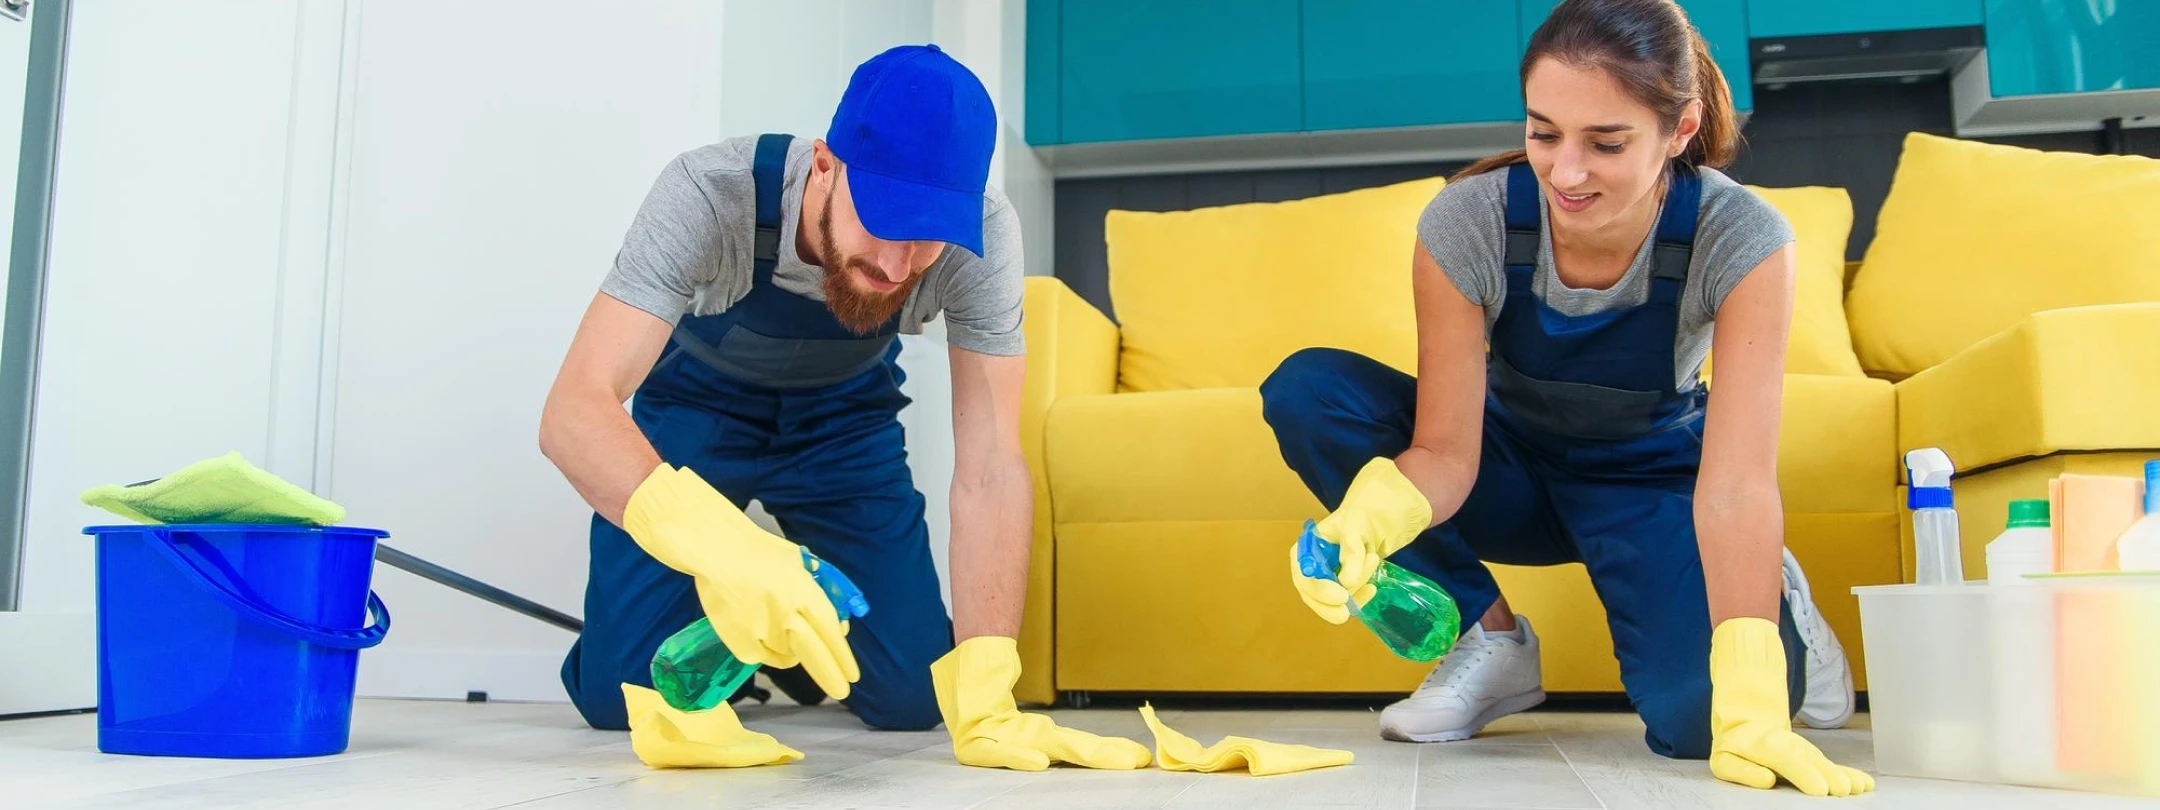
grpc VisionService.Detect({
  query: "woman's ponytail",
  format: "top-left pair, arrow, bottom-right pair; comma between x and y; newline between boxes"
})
1682,26 -> 1738,169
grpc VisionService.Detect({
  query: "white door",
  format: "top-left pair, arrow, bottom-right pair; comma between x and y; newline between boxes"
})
0,0 -> 90,717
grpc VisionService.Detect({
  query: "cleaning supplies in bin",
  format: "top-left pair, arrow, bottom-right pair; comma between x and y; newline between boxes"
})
2114,460 -> 2160,571
1296,519 -> 1460,661
651,547 -> 869,712
1905,448 -> 1964,585
79,453 -> 388,759
1987,500 -> 2054,584
2052,473 -> 2144,573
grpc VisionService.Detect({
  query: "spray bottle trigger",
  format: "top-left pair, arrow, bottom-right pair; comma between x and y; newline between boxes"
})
801,548 -> 871,619
1296,519 -> 1342,582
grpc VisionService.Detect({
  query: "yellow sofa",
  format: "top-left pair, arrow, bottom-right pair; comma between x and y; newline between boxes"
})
1011,133 -> 2159,705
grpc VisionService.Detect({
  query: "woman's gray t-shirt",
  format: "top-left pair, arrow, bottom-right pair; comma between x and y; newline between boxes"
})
1417,166 -> 1795,390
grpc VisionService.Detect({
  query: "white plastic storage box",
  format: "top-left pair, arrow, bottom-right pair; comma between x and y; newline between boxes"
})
1853,576 -> 2160,797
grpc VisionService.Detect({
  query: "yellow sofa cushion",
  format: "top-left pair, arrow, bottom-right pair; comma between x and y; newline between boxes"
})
1046,388 -> 1319,524
1847,133 -> 2160,378
1896,303 -> 2160,472
1103,178 -> 1439,393
1737,186 -> 1865,378
1778,374 -> 1901,507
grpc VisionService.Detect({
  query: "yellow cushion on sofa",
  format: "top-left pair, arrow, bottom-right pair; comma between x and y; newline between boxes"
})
1779,373 -> 1900,510
1104,178 -> 1441,393
1847,133 -> 2160,378
1044,388 -> 1319,524
1741,186 -> 1865,378
1896,303 -> 2160,472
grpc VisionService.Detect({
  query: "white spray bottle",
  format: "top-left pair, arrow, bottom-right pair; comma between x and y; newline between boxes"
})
1906,448 -> 1964,585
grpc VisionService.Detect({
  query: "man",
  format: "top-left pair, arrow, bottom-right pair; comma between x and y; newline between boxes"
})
540,44 -> 1146,770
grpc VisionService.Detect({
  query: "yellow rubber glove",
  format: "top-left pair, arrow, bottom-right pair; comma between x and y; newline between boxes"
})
621,684 -> 802,768
931,636 -> 1152,771
623,464 -> 859,700
1708,618 -> 1876,796
1138,703 -> 1353,776
1291,458 -> 1432,624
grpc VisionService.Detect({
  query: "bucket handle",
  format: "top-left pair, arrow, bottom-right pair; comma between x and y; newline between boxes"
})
147,528 -> 391,650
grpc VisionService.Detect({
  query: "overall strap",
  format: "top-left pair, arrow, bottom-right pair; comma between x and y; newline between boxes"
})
1648,164 -> 1702,304
1501,163 -> 1542,300
749,133 -> 793,286
1502,163 -> 1540,270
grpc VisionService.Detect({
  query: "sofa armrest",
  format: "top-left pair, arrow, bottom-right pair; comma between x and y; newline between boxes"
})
1897,302 -> 2160,471
1012,276 -> 1117,704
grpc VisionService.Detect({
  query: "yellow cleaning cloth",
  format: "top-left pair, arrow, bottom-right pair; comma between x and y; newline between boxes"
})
620,684 -> 802,769
1137,703 -> 1353,776
81,451 -> 345,525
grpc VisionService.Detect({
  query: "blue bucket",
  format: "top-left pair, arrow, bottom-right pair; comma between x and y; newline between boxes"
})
82,524 -> 391,758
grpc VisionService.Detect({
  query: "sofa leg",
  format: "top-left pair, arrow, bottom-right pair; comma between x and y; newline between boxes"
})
1061,690 -> 1092,710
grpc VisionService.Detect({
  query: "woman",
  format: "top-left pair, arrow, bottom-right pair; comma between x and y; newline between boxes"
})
1261,0 -> 1873,797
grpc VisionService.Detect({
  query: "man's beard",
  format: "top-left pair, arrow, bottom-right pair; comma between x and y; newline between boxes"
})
816,196 -> 921,335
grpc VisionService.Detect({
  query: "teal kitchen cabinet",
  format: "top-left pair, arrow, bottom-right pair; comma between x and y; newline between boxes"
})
1025,0 -> 1059,145
1302,1 -> 1523,131
1054,0 -> 1304,143
1747,1 -> 1982,38
1982,0 -> 2160,97
1519,0 -> 1751,111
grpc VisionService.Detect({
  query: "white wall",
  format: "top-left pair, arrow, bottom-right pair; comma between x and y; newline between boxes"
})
9,0 -> 315,711
20,0 -> 1048,704
23,1 -> 309,614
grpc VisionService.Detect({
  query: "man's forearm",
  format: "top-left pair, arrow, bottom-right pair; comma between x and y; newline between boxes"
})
1694,478 -> 1784,627
539,386 -> 664,527
948,457 -> 1032,640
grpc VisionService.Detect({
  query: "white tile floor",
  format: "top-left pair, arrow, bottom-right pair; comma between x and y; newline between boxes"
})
3,697 -> 2152,810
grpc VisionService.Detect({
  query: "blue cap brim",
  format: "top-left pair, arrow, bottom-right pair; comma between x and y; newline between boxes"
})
846,164 -> 984,258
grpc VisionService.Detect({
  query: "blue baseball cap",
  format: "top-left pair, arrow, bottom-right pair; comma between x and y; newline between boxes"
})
826,44 -> 996,257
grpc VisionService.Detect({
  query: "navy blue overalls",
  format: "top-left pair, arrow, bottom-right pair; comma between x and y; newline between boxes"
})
1261,163 -> 1804,758
561,134 -> 952,732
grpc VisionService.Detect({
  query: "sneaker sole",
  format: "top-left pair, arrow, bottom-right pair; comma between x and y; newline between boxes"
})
1380,689 -> 1548,743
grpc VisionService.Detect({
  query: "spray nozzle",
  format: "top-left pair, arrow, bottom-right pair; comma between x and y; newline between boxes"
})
802,548 -> 870,619
1904,447 -> 1956,509
1295,519 -> 1341,582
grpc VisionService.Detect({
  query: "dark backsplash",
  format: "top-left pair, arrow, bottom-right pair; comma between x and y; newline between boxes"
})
1053,77 -> 2160,320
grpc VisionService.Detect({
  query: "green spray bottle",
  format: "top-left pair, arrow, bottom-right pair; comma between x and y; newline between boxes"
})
649,547 -> 870,712
1296,519 -> 1461,661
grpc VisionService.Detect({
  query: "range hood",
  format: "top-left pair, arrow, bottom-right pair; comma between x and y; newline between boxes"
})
1750,26 -> 1985,87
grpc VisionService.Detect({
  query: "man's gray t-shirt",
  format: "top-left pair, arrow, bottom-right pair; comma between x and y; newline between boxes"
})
601,136 -> 1025,356
1418,166 -> 1794,389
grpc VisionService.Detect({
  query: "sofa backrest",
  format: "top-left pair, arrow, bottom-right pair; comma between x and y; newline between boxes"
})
1104,177 -> 1440,392
1846,133 -> 2160,379
1732,185 -> 1867,379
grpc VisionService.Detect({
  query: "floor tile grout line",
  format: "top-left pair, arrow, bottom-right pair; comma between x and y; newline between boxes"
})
1544,731 -> 1607,810
484,778 -> 629,810
1160,772 -> 1202,808
1408,736 -> 1421,809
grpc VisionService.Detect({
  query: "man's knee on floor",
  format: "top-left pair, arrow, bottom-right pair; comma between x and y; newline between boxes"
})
850,677 -> 944,731
567,679 -> 632,732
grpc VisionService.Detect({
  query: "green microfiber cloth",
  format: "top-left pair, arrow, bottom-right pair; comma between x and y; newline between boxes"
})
80,451 -> 345,525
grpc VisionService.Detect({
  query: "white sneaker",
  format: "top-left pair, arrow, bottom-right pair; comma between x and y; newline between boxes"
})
1783,547 -> 1856,729
1378,615 -> 1546,742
